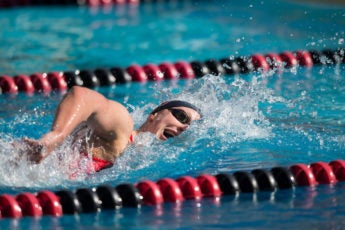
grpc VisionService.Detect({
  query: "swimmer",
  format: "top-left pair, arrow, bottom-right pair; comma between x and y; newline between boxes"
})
23,86 -> 201,172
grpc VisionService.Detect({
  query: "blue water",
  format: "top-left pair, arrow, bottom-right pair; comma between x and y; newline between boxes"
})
1,0 -> 345,229
0,0 -> 344,75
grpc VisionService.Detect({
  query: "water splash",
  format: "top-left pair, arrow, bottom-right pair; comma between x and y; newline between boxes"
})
0,135 -> 66,189
0,72 -> 300,190
88,73 -> 288,185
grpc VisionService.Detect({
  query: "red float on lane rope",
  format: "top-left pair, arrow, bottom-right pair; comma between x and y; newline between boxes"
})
310,162 -> 337,184
143,64 -> 164,81
0,194 -> 22,218
295,50 -> 313,68
113,0 -> 126,4
196,174 -> 222,197
290,164 -> 317,186
176,176 -> 202,200
156,178 -> 184,203
14,75 -> 35,94
0,76 -> 18,94
86,0 -> 100,6
47,72 -> 67,91
126,65 -> 148,82
329,160 -> 345,181
16,193 -> 42,217
174,61 -> 195,79
251,54 -> 270,72
30,73 -> 52,93
36,191 -> 63,217
136,180 -> 164,205
158,63 -> 179,80
279,51 -> 298,68
100,0 -> 113,5
127,0 -> 140,4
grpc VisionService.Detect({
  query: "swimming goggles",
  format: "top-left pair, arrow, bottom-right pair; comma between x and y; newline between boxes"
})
168,108 -> 191,125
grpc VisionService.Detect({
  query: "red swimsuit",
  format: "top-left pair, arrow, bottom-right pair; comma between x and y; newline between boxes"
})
88,132 -> 135,172
91,156 -> 113,172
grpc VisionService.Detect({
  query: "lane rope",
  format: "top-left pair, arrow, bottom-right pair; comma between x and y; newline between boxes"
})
1,48 -> 344,95
0,159 -> 344,218
0,0 -> 179,8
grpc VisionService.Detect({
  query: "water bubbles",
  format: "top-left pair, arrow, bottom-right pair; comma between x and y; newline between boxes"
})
309,42 -> 316,47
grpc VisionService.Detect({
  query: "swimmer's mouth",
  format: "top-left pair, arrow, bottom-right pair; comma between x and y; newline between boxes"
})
163,130 -> 175,139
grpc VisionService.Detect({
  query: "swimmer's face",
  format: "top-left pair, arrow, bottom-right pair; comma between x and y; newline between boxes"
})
147,107 -> 201,140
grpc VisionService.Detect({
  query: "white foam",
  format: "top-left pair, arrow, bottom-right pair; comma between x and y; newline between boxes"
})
0,73 -> 285,188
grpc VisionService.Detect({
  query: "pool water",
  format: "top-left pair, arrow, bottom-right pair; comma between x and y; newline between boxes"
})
0,0 -> 345,229
0,0 -> 344,75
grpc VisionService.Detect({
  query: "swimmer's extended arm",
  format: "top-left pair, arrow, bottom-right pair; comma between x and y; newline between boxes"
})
25,86 -> 133,163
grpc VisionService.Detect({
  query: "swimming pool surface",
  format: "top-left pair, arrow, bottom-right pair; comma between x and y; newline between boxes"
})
0,0 -> 345,229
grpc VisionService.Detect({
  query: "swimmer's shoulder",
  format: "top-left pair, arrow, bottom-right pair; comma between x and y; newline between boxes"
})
107,100 -> 134,127
99,99 -> 134,147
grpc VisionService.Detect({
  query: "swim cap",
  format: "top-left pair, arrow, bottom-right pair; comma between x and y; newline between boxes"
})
151,100 -> 202,116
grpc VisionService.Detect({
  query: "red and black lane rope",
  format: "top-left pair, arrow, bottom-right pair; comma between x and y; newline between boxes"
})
0,159 -> 345,219
0,0 -> 164,8
0,0 -> 139,7
0,48 -> 344,95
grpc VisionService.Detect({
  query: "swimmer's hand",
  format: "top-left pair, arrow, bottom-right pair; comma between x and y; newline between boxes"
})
22,138 -> 49,164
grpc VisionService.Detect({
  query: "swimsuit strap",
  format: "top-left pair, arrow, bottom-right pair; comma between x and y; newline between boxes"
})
129,132 -> 135,144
